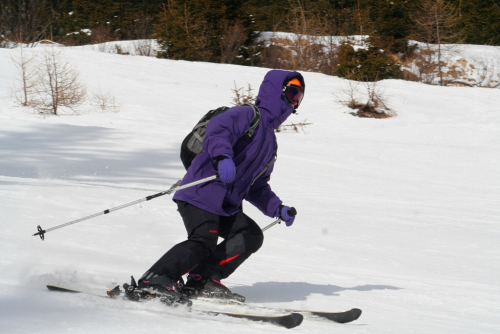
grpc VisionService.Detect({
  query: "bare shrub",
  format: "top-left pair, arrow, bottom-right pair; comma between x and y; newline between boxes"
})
334,79 -> 360,108
96,42 -> 115,53
412,0 -> 463,86
357,82 -> 395,118
284,1 -> 330,72
405,47 -> 438,84
261,0 -> 338,74
335,79 -> 396,118
231,82 -> 256,106
220,22 -> 246,64
132,39 -> 156,57
260,41 -> 292,69
473,58 -> 500,88
452,57 -> 500,88
32,46 -> 86,115
91,25 -> 119,45
10,46 -> 38,106
402,69 -> 421,82
114,44 -> 130,55
89,87 -> 121,112
276,120 -> 312,133
405,42 -> 468,86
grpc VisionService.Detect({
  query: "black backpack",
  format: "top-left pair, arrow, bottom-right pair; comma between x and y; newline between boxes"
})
180,104 -> 261,170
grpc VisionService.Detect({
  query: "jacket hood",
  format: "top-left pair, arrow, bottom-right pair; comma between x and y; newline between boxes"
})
255,70 -> 305,130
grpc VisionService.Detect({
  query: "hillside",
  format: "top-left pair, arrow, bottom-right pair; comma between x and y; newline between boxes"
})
0,43 -> 499,333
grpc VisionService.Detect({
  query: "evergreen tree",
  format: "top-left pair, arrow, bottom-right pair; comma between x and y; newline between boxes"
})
53,0 -> 160,44
155,0 -> 259,64
454,0 -> 500,45
0,0 -> 57,44
367,0 -> 417,54
335,39 -> 402,81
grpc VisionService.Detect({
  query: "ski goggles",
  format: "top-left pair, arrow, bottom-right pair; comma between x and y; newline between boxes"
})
283,84 -> 304,108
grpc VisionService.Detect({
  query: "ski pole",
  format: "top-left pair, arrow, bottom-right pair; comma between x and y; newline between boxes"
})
32,174 -> 218,241
261,218 -> 282,232
261,207 -> 297,232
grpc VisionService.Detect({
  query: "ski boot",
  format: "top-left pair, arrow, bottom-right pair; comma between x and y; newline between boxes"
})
183,273 -> 245,302
121,276 -> 192,307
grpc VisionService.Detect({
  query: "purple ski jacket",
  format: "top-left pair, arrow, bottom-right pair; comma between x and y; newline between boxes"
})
173,70 -> 305,217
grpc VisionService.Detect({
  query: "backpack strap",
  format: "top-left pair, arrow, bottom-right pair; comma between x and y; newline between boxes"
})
192,120 -> 209,143
243,104 -> 261,138
251,150 -> 277,186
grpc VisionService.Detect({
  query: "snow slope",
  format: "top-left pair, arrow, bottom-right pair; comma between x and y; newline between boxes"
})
1,44 -> 500,333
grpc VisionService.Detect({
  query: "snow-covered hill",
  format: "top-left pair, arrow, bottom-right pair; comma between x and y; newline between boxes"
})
0,43 -> 499,333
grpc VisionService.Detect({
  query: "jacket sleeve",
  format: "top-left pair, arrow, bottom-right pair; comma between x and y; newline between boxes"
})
203,106 -> 255,158
245,162 -> 282,218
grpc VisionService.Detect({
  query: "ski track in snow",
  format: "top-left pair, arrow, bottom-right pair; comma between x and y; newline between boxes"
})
0,42 -> 499,333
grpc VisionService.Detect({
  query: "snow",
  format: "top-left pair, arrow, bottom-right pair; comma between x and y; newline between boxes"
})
407,41 -> 500,87
1,42 -> 500,333
259,32 -> 500,87
71,39 -> 159,56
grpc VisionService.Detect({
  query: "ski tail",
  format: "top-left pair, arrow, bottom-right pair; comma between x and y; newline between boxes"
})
46,285 -> 80,293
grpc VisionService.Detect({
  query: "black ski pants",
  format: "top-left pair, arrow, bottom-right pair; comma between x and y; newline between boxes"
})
146,200 -> 264,281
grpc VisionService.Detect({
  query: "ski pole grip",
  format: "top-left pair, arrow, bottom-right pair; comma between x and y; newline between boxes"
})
288,207 -> 297,217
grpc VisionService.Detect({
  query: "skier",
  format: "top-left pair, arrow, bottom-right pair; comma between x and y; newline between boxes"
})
136,70 -> 305,304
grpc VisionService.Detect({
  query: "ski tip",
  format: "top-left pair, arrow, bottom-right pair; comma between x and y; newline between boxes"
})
336,308 -> 362,323
281,313 -> 304,329
352,308 -> 362,320
308,307 -> 363,323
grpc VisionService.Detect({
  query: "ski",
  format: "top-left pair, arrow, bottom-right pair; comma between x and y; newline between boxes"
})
202,311 -> 303,329
194,297 -> 362,324
47,284 -> 108,297
47,283 -> 361,325
46,285 -> 303,329
289,307 -> 362,323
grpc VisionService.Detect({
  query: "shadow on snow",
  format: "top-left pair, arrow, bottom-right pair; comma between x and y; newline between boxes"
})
0,123 -> 184,186
232,281 -> 402,303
